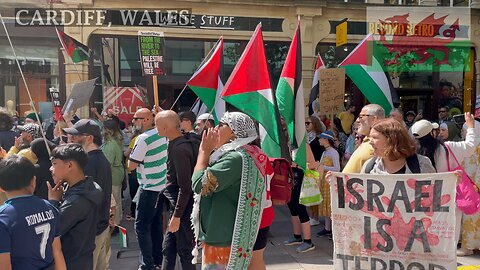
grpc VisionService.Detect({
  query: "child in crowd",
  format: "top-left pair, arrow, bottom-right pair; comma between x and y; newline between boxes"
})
315,131 -> 341,238
48,144 -> 102,270
0,155 -> 66,270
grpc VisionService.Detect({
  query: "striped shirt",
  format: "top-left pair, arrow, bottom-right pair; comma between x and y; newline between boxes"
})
129,129 -> 168,191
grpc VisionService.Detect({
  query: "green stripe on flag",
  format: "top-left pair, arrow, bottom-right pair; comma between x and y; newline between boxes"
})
223,91 -> 279,144
342,65 -> 393,114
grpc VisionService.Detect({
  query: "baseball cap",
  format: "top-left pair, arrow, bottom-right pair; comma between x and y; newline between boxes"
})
411,120 -> 437,138
406,111 -> 416,117
63,119 -> 101,138
18,123 -> 40,139
197,113 -> 214,121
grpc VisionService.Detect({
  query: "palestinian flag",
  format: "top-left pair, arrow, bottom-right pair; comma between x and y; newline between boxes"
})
117,225 -> 127,248
221,24 -> 281,157
276,20 -> 306,170
338,34 -> 393,114
186,38 -> 226,124
56,29 -> 90,63
308,54 -> 325,107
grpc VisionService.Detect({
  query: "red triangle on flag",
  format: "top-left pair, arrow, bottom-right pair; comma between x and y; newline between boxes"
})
221,24 -> 271,97
315,54 -> 325,70
187,38 -> 224,90
338,34 -> 373,67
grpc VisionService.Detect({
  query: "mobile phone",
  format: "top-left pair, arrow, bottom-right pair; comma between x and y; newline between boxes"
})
452,114 -> 466,125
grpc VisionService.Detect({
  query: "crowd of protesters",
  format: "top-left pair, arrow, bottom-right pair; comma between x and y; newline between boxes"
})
1,100 -> 480,270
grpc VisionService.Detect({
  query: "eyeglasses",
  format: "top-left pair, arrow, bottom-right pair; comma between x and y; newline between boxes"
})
133,117 -> 145,121
358,114 -> 373,119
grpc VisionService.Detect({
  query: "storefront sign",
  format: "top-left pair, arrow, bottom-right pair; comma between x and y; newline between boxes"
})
336,21 -> 347,47
319,68 -> 345,115
15,9 -> 284,32
366,7 -> 471,72
138,31 -> 165,76
49,87 -> 62,121
103,87 -> 147,125
330,172 -> 457,270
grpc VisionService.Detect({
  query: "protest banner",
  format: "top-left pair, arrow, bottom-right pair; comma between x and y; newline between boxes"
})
330,172 -> 457,270
49,87 -> 62,121
62,78 -> 97,113
103,86 -> 147,125
138,31 -> 165,108
319,68 -> 345,115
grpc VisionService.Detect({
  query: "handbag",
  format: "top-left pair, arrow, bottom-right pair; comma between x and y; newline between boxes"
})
299,169 -> 323,207
445,144 -> 480,215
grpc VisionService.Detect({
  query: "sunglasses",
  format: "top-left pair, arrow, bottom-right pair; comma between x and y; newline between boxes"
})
133,117 -> 145,121
438,110 -> 448,113
305,122 -> 311,125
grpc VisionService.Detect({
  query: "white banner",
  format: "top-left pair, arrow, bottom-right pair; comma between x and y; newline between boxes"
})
330,172 -> 457,270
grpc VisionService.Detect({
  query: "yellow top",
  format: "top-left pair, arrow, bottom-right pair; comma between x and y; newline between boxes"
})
342,139 -> 374,173
338,111 -> 355,135
6,146 -> 38,164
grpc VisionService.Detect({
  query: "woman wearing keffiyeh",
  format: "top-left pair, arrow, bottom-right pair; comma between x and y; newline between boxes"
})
191,112 -> 268,270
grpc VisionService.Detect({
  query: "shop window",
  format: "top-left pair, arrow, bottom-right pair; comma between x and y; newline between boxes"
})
165,40 -> 204,75
0,44 -> 59,116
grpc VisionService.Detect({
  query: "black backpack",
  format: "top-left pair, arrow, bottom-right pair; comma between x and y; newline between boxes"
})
364,154 -> 421,174
183,132 -> 201,164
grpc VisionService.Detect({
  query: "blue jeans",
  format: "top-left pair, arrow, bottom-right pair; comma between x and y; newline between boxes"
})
135,189 -> 164,270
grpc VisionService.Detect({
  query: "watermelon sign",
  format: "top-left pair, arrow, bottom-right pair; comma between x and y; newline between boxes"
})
103,87 -> 147,125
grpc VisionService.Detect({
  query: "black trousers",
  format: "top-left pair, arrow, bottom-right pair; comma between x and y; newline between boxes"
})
287,168 -> 310,223
161,197 -> 195,270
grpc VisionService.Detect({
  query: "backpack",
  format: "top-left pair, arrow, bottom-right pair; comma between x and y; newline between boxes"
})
183,132 -> 201,164
269,158 -> 294,205
364,154 -> 420,174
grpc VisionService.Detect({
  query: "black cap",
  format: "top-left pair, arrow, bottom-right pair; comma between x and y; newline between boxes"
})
63,119 -> 101,138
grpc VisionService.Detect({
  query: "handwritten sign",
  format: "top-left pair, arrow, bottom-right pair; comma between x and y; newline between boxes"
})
319,68 -> 345,115
49,88 -> 62,121
138,31 -> 165,76
330,172 -> 457,270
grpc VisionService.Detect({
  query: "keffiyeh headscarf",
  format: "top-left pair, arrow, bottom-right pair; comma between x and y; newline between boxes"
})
209,112 -> 258,163
192,111 -> 265,269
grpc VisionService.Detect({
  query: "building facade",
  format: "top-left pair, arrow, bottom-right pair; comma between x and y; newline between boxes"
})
1,0 -> 479,121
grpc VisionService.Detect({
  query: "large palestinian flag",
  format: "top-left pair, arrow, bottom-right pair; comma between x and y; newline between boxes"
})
186,38 -> 226,124
276,20 -> 306,170
221,24 -> 281,157
338,34 -> 393,114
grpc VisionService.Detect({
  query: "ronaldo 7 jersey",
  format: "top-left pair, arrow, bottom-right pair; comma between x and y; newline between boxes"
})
0,195 -> 60,270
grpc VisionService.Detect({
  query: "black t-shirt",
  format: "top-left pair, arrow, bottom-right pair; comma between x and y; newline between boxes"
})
163,136 -> 195,218
84,149 -> 113,235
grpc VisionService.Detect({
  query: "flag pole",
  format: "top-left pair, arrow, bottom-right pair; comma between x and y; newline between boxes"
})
170,37 -> 223,111
0,13 -> 51,155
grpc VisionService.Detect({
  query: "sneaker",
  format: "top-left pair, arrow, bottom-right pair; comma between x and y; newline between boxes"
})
457,248 -> 473,256
296,242 -> 315,253
317,229 -> 332,237
283,237 -> 303,246
309,218 -> 320,226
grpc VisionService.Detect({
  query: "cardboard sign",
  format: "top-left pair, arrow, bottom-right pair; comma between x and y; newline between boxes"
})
319,68 -> 345,115
330,172 -> 457,270
103,86 -> 147,125
138,31 -> 165,76
49,88 -> 62,121
62,78 -> 97,113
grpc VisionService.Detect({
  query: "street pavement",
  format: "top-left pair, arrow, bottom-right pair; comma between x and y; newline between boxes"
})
110,206 -> 480,270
